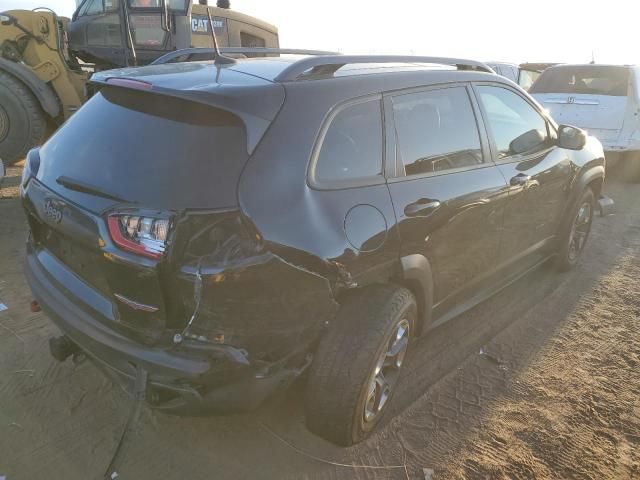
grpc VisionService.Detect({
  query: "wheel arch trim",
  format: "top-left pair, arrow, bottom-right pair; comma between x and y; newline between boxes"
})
558,165 -> 604,239
0,58 -> 60,118
398,254 -> 434,335
577,164 -> 605,193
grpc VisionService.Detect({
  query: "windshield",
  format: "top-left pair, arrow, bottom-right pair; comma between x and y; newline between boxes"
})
530,66 -> 630,96
39,87 -> 247,210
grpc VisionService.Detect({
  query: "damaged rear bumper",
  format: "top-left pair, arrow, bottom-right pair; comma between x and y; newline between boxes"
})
24,250 -> 306,414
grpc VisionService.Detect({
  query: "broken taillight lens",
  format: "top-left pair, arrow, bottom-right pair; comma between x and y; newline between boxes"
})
107,214 -> 170,260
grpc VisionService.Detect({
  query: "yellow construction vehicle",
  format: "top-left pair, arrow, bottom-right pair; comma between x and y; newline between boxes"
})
0,1 -> 278,164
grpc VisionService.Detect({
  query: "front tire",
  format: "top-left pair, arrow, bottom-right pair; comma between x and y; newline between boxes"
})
305,285 -> 417,446
0,71 -> 47,165
555,187 -> 595,271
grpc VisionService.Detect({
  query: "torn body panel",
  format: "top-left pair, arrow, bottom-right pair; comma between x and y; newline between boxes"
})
178,247 -> 339,363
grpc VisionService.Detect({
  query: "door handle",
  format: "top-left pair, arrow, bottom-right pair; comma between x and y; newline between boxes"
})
404,200 -> 441,217
510,174 -> 532,186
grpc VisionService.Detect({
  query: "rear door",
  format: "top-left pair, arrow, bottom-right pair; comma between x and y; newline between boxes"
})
474,83 -> 572,267
385,84 -> 509,320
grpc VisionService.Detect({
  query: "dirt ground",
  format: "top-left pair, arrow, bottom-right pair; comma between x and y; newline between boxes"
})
0,164 -> 639,480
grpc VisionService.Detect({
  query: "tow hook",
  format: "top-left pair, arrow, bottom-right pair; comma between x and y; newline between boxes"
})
49,335 -> 80,362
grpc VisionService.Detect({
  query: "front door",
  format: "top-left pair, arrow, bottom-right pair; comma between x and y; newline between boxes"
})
473,84 -> 572,266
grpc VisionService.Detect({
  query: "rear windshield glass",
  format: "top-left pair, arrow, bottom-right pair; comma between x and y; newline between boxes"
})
530,66 -> 629,96
39,88 -> 247,209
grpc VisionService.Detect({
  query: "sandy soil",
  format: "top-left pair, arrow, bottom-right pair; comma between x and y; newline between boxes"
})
0,165 -> 638,479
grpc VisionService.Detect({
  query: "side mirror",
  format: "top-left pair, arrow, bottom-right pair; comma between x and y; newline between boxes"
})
557,124 -> 587,150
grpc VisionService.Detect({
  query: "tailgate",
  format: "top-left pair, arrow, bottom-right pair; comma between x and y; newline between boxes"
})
534,93 -> 628,131
23,179 -> 169,343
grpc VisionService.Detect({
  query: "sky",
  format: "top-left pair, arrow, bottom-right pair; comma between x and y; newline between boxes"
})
1,0 -> 639,65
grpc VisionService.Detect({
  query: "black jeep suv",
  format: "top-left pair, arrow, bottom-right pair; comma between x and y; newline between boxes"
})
22,52 -> 605,446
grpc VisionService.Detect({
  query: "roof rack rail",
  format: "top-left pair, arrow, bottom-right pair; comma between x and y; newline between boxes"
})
152,47 -> 340,65
273,55 -> 495,82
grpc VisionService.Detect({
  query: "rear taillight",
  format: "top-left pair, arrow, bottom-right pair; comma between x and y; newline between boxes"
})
107,213 -> 171,260
22,148 -> 41,187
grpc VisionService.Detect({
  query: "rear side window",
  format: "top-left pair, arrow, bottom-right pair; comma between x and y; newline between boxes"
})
530,66 -> 629,96
314,99 -> 383,185
477,86 -> 550,159
392,86 -> 483,176
39,87 -> 247,210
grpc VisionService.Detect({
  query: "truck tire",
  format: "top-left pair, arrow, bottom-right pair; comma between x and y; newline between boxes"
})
555,187 -> 595,272
305,285 -> 417,446
0,71 -> 47,165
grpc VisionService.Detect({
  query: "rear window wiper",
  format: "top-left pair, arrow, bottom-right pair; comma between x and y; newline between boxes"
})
56,176 -> 131,203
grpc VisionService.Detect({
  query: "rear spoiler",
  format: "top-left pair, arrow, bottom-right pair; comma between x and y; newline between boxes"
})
89,73 -> 285,155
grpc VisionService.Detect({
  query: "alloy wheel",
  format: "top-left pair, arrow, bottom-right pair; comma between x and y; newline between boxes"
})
568,201 -> 593,262
363,318 -> 410,424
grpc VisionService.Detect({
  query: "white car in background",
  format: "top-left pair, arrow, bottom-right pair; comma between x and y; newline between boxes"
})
530,64 -> 640,160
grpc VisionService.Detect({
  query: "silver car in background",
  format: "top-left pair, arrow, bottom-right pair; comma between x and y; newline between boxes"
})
487,62 -> 557,91
530,64 -> 640,159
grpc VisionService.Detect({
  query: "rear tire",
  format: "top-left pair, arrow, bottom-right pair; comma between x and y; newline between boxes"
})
555,187 -> 595,272
0,71 -> 47,165
305,285 -> 417,446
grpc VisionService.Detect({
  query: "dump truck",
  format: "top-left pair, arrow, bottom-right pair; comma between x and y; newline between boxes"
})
0,0 -> 278,164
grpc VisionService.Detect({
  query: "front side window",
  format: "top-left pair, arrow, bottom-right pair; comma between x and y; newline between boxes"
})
314,99 -> 383,184
392,86 -> 483,176
477,86 -> 551,159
